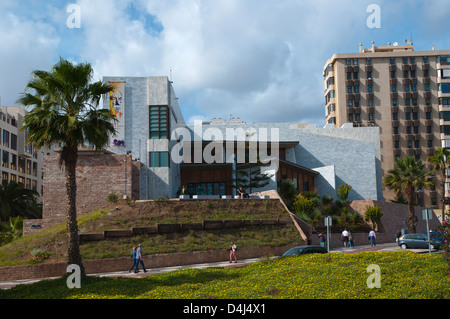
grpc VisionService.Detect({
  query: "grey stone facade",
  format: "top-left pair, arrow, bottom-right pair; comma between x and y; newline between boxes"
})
102,76 -> 382,201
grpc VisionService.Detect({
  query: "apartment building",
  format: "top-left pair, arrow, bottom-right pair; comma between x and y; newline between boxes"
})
0,106 -> 44,198
323,41 -> 450,211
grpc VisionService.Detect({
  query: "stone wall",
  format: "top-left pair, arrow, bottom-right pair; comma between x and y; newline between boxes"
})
0,243 -> 302,282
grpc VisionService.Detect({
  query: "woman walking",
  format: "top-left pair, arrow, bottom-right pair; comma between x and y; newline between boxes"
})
368,229 -> 376,247
229,242 -> 238,263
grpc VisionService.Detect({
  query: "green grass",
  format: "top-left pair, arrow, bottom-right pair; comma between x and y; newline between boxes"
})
1,251 -> 448,299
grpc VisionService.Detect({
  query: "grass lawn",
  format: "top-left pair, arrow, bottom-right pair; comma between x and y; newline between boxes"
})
1,251 -> 448,299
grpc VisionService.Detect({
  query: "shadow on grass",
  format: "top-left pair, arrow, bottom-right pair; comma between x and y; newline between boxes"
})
0,267 -> 239,299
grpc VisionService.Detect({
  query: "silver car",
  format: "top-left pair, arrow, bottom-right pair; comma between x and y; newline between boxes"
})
398,234 -> 441,250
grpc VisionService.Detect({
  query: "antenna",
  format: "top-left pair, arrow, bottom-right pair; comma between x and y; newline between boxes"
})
170,69 -> 172,82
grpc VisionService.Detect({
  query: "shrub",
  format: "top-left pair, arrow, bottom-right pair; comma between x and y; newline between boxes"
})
321,195 -> 334,205
365,205 -> 383,229
107,193 -> 119,203
337,183 -> 352,201
30,249 -> 49,264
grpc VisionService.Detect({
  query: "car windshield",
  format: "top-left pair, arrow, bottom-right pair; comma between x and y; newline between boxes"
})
283,247 -> 304,256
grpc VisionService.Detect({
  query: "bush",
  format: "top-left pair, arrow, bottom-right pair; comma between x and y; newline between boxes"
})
337,183 -> 352,201
365,205 -> 383,229
322,195 -> 334,205
107,193 -> 119,203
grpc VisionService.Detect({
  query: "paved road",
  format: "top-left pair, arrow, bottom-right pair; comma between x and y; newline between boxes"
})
0,242 -> 440,290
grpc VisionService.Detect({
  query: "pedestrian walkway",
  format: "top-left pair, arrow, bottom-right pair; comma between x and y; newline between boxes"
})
0,242 -> 404,290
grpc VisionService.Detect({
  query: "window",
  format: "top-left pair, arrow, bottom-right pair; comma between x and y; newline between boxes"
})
353,58 -> 358,66
410,56 -> 415,64
394,140 -> 400,149
18,157 -> 25,173
423,56 -> 428,63
438,69 -> 450,79
426,111 -> 432,120
346,72 -> 352,80
441,111 -> 450,121
428,140 -> 433,148
414,126 -> 419,134
346,58 -> 351,66
391,84 -> 396,92
390,57 -> 396,65
367,72 -> 372,79
392,112 -> 398,120
2,130 -> 9,148
366,58 -> 371,65
392,98 -> 397,106
440,98 -> 450,107
347,86 -> 352,94
390,71 -> 396,78
441,125 -> 450,135
149,106 -> 169,139
403,57 -> 408,64
368,99 -> 373,107
439,55 -> 450,65
368,113 -> 374,121
425,83 -> 430,91
354,85 -> 359,93
439,83 -> 450,93
404,84 -> 409,92
405,112 -> 411,120
10,134 -> 17,150
10,154 -> 16,171
405,98 -> 410,106
149,152 -> 169,167
2,151 -> 9,168
353,72 -> 358,79
368,85 -> 373,93
411,70 -> 416,78
412,84 -> 417,92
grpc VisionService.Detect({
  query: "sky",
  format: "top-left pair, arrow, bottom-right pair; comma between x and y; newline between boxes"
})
0,0 -> 449,127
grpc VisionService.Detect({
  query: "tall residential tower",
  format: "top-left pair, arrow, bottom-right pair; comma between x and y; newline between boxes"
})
323,41 -> 450,214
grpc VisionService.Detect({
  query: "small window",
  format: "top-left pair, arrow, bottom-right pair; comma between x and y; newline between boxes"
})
149,152 -> 169,167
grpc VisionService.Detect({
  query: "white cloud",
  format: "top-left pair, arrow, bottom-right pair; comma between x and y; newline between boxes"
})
0,10 -> 59,106
2,0 -> 449,127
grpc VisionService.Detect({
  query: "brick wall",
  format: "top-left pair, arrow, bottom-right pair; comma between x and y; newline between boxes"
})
23,152 -> 136,235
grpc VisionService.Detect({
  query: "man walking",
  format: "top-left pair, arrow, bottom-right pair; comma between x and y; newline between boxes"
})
134,244 -> 147,273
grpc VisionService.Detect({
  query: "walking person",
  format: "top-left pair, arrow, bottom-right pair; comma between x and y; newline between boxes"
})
368,229 -> 376,247
341,228 -> 349,248
129,246 -> 138,273
229,242 -> 238,263
134,244 -> 147,273
348,230 -> 354,248
318,232 -> 326,248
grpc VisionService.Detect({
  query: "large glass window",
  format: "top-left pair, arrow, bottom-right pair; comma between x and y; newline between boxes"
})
149,151 -> 169,167
149,106 -> 169,139
439,55 -> 450,65
2,130 -> 9,148
439,83 -> 450,93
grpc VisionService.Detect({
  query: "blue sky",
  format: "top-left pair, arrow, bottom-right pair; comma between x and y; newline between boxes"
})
1,0 -> 449,126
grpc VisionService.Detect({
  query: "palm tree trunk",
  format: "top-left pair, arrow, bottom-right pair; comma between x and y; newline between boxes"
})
65,151 -> 85,275
441,168 -> 446,224
406,187 -> 417,233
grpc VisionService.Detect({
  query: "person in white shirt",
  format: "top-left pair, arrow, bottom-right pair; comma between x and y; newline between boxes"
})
341,229 -> 349,248
229,242 -> 237,263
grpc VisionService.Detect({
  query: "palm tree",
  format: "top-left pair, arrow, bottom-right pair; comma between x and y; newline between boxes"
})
428,147 -> 450,223
17,58 -> 116,274
0,181 -> 39,221
384,156 -> 434,233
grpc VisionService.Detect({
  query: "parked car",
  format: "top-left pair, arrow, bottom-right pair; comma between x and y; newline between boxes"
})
421,231 -> 445,243
282,245 -> 328,257
398,234 -> 441,250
